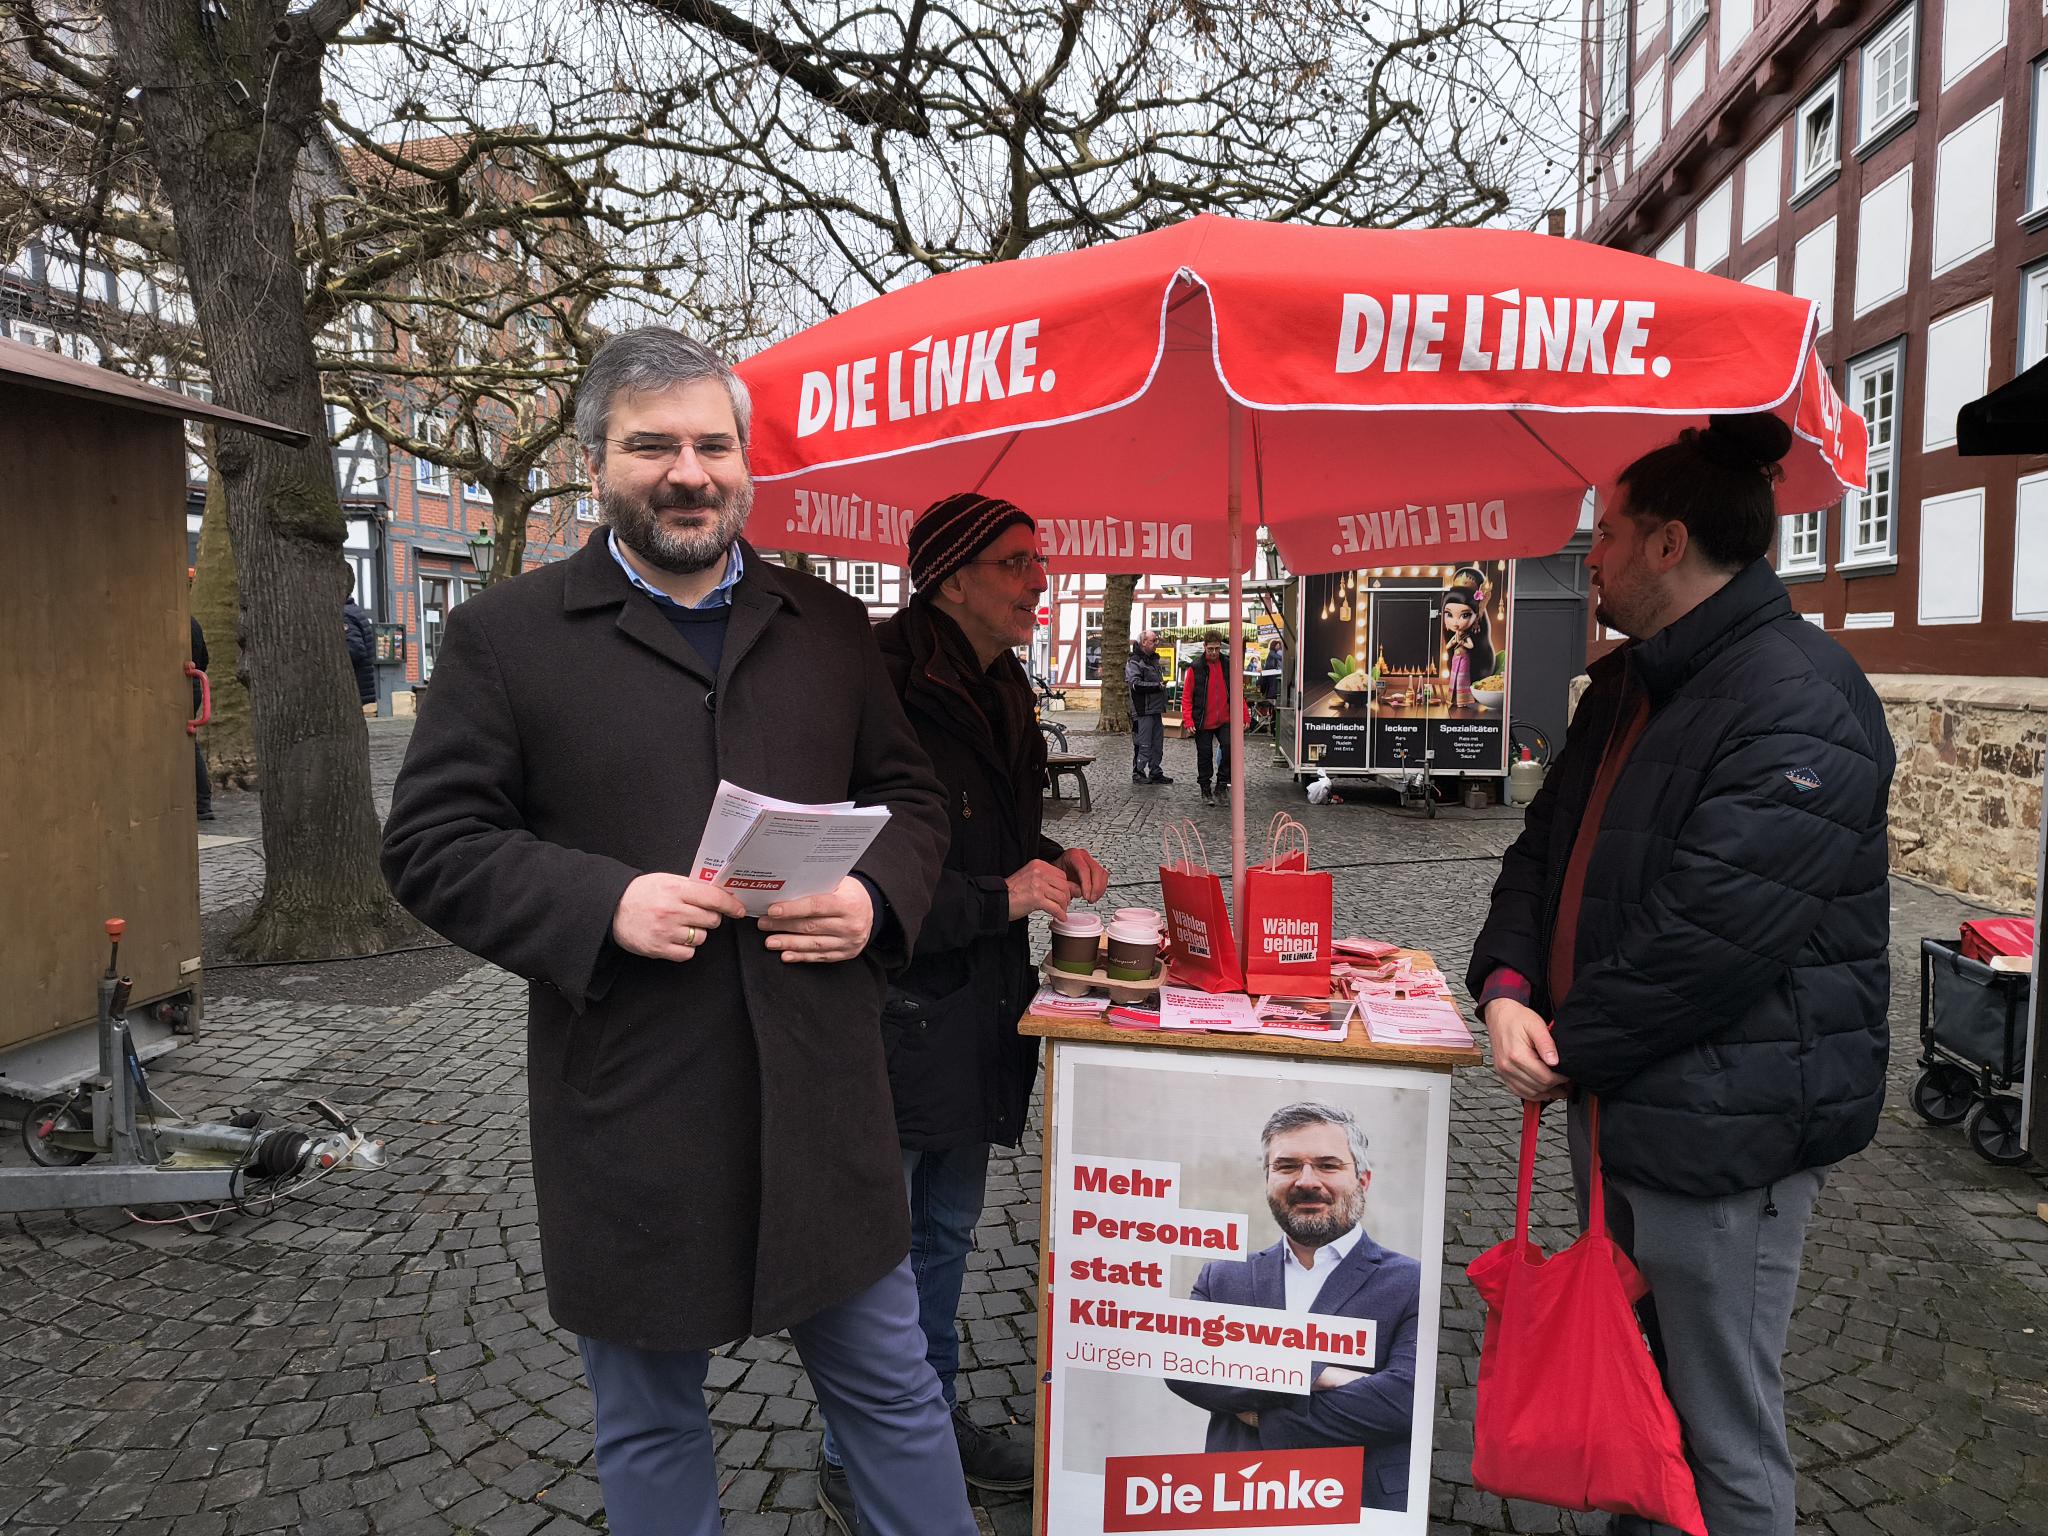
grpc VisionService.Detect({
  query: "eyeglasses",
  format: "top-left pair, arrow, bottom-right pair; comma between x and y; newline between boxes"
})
606,435 -> 743,468
962,553 -> 1049,577
1266,1158 -> 1355,1177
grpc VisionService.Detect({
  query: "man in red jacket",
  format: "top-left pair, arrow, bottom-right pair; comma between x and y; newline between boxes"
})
1181,631 -> 1237,806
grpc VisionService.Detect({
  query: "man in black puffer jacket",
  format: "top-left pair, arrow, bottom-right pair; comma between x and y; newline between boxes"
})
1468,414 -> 1893,1536
816,492 -> 1109,1534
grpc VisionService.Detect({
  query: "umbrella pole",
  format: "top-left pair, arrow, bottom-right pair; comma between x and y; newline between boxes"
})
1227,402 -> 1247,959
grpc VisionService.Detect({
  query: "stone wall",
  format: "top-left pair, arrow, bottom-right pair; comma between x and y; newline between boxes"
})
1875,675 -> 2045,914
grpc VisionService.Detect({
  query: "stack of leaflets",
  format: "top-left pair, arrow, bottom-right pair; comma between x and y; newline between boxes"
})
1030,987 -> 1111,1019
1158,986 -> 1261,1033
1106,1002 -> 1163,1030
1333,936 -> 1400,962
1360,992 -> 1475,1049
689,781 -> 892,917
1252,994 -> 1356,1042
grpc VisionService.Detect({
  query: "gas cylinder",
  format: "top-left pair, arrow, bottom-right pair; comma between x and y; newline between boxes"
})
1507,746 -> 1546,806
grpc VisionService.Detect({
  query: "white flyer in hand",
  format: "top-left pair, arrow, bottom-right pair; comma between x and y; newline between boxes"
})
1158,985 -> 1261,1033
692,780 -> 856,881
713,804 -> 892,916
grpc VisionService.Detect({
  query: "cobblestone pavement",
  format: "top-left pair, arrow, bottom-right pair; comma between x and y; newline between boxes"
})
2,720 -> 2044,1535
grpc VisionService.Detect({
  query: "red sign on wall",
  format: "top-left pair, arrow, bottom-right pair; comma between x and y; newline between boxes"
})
1102,1448 -> 1363,1531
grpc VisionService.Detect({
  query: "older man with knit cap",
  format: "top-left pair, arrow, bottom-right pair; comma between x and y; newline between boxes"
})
815,492 -> 1109,1533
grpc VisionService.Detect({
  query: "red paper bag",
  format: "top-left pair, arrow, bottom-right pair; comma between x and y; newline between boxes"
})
1159,821 -> 1242,992
1242,814 -> 1332,994
1466,1101 -> 1707,1536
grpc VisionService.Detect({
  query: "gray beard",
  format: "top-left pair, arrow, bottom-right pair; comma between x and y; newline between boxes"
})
1269,1188 -> 1365,1250
603,480 -> 752,575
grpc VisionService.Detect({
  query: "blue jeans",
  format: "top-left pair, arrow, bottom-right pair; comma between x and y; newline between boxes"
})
579,1255 -> 974,1536
823,1141 -> 991,1468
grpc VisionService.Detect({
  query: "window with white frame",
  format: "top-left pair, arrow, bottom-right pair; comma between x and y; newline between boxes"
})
1082,608 -> 1104,682
1795,76 -> 1842,196
1781,511 -> 1826,574
2025,261 -> 2048,370
1669,0 -> 1706,47
850,563 -> 880,601
1600,0 -> 1631,140
574,495 -> 598,523
1147,609 -> 1181,634
1858,7 -> 1918,147
415,413 -> 448,493
2032,56 -> 2048,217
1843,343 -> 1901,565
6,320 -> 56,350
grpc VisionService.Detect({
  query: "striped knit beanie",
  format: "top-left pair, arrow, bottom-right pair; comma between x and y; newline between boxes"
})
906,492 -> 1034,594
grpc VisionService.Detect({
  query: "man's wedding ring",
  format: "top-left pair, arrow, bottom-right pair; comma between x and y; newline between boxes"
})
685,926 -> 703,948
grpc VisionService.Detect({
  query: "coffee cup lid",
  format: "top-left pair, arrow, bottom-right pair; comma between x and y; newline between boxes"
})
1051,911 -> 1102,936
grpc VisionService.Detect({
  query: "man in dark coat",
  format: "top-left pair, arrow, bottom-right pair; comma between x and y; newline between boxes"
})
189,605 -> 212,821
1166,1103 -> 1419,1513
1125,630 -> 1171,784
1467,414 -> 1894,1536
381,329 -> 970,1536
812,494 -> 1108,1531
343,568 -> 377,710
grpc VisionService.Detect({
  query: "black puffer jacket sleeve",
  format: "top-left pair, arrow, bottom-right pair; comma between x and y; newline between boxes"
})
1552,680 -> 1888,1094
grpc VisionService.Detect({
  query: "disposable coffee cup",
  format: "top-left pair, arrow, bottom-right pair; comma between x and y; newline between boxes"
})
1105,917 -> 1162,981
1049,912 -> 1103,975
1113,908 -> 1164,935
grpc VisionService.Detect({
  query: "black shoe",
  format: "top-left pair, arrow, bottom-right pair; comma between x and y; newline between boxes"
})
196,810 -> 216,822
1133,772 -> 1148,784
1200,787 -> 1215,806
818,1453 -> 863,1535
1148,773 -> 1174,785
954,1404 -> 1034,1493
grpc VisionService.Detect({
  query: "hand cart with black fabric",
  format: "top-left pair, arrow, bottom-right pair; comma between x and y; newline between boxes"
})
1912,938 -> 2032,1166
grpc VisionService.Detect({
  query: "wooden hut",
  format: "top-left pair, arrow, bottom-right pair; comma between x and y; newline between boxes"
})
0,338 -> 302,1088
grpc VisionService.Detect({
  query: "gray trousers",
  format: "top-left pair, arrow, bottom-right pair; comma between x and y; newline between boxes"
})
1132,712 -> 1164,776
1568,1098 -> 1825,1536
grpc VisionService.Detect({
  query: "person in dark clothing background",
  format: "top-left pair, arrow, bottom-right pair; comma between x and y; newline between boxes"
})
1468,413 -> 1894,1536
343,568 -> 377,713
189,603 -> 213,821
1124,629 -> 1172,784
817,492 -> 1110,1534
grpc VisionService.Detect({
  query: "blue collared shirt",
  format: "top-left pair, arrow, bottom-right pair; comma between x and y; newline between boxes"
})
608,529 -> 745,610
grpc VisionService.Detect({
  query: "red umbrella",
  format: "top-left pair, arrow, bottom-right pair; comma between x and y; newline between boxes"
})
738,214 -> 1866,943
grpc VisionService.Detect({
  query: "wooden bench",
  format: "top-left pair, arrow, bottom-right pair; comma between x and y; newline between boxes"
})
1044,752 -> 1096,813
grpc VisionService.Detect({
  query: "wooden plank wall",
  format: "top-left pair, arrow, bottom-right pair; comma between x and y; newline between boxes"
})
0,385 -> 200,1050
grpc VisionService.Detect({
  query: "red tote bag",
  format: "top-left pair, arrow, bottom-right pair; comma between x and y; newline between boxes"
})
1241,814 -> 1332,995
1159,820 -> 1243,992
1466,1099 -> 1707,1536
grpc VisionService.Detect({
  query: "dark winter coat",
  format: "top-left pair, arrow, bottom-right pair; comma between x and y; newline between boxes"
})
873,602 -> 1061,1149
343,599 -> 377,704
381,537 -> 950,1350
1467,560 -> 1895,1196
1124,649 -> 1167,717
189,616 -> 208,713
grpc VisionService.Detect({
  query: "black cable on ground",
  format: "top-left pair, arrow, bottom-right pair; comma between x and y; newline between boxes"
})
204,939 -> 457,971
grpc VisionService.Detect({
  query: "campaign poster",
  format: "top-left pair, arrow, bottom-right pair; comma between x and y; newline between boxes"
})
1297,563 -> 1511,776
1041,1045 -> 1451,1536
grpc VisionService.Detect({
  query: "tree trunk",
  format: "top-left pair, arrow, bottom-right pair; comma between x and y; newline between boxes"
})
191,453 -> 257,785
487,478 -> 530,584
110,0 -> 417,960
1094,574 -> 1140,732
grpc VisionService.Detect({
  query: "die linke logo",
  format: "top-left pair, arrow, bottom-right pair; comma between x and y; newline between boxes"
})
1104,1448 -> 1363,1532
1335,290 -> 1671,379
796,318 -> 1049,438
1260,917 -> 1321,965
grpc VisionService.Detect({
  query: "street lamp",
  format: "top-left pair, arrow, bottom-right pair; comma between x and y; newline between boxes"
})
466,518 -> 496,586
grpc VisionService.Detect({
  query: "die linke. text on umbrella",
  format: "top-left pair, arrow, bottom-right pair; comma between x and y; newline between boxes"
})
1336,292 -> 1671,379
796,319 -> 1048,438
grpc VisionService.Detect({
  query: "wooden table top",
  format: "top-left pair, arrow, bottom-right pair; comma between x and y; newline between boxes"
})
1018,1007 -> 1482,1070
